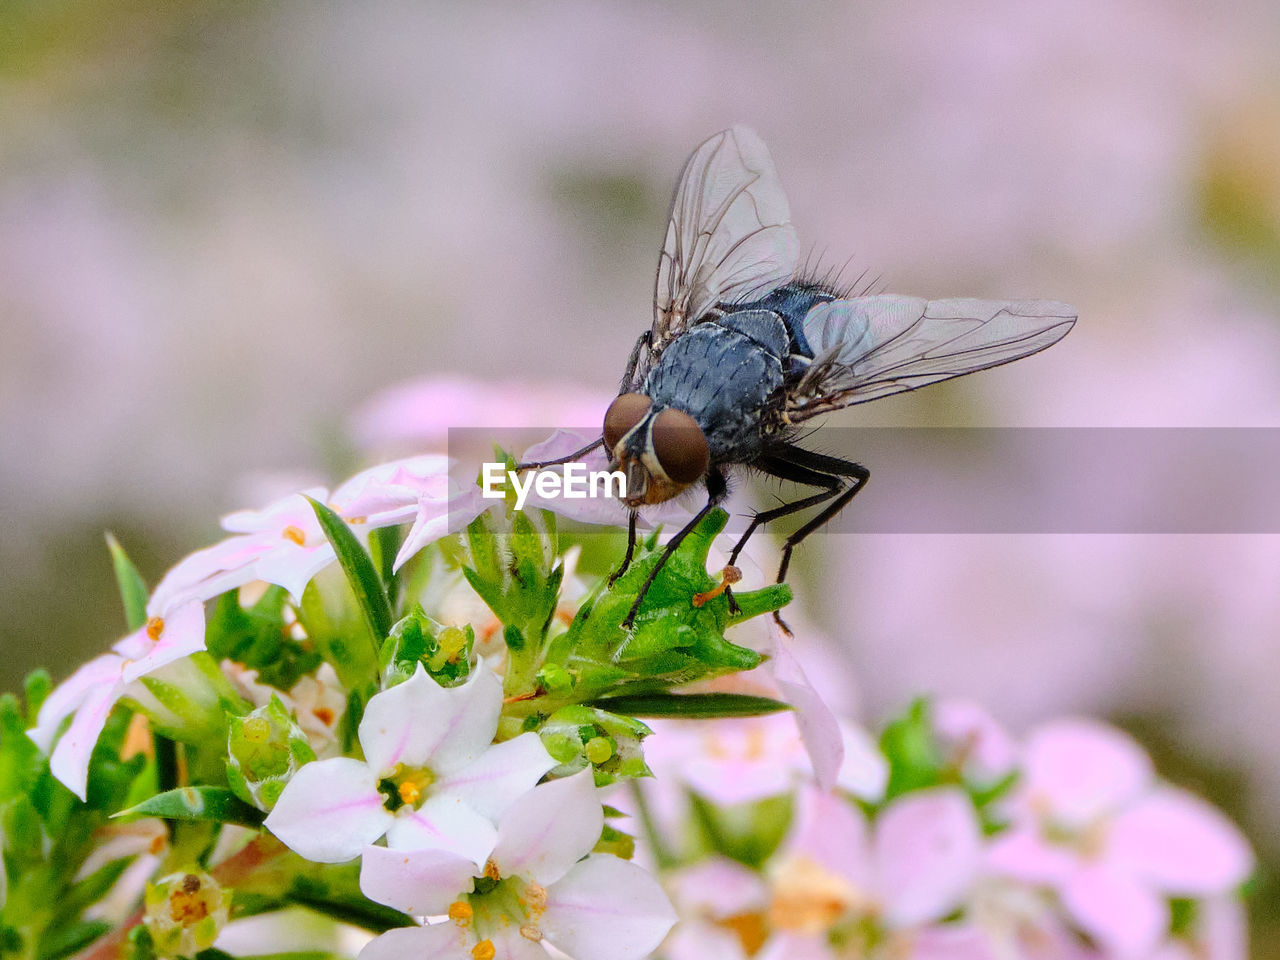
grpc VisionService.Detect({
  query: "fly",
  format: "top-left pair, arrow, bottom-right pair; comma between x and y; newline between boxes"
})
524,126 -> 1076,630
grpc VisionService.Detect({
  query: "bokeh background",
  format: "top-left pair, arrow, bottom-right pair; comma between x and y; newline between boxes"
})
4,0 -> 1280,952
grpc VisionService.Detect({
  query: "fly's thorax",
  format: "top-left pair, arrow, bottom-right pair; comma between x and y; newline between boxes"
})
602,393 -> 709,506
644,316 -> 789,462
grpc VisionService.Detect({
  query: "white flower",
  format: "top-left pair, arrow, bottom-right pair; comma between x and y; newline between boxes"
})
358,771 -> 677,960
264,662 -> 555,866
27,599 -> 206,800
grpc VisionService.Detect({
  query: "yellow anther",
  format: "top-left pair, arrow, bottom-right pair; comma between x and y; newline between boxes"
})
282,525 -> 306,545
472,940 -> 496,960
519,923 -> 542,942
398,781 -> 422,805
145,616 -> 165,641
347,515 -> 367,524
483,859 -> 501,882
312,706 -> 335,726
448,900 -> 473,922
523,882 -> 547,909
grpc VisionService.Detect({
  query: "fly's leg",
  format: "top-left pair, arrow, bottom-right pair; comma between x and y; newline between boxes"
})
514,436 -> 604,472
728,446 -> 870,633
621,469 -> 728,631
608,511 -> 639,586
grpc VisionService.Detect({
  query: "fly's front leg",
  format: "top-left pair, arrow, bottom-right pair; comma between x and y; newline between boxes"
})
608,511 -> 639,586
514,436 -> 604,472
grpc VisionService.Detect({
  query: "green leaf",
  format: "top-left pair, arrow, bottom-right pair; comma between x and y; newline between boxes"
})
36,920 -> 113,960
117,786 -> 264,828
306,497 -> 392,643
589,692 -> 791,719
0,693 -> 43,802
105,532 -> 149,632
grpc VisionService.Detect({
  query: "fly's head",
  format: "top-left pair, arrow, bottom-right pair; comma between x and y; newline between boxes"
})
603,393 -> 709,507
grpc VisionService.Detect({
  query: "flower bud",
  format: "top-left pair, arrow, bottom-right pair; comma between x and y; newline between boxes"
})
226,695 -> 316,810
143,870 -> 230,958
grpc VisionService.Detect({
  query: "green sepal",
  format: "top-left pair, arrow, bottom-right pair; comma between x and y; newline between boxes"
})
105,532 -> 149,632
589,692 -> 791,719
879,697 -> 944,802
536,706 -> 651,786
117,787 -> 265,828
306,496 -> 393,644
380,608 -> 473,688
689,790 -> 794,869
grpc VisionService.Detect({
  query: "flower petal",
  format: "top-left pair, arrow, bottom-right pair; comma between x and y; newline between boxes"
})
542,855 -> 678,960
1110,787 -> 1253,896
48,668 -> 126,800
837,722 -> 889,803
263,757 -> 391,863
1060,863 -> 1167,958
359,663 -> 500,776
27,653 -> 125,753
986,826 -> 1077,885
876,788 -> 982,928
493,770 -> 603,886
358,922 -> 470,960
764,627 -> 843,791
438,732 -> 556,822
1022,720 -> 1152,826
786,786 -> 873,891
119,600 -> 207,682
384,794 -> 498,868
393,487 -> 491,572
359,844 -> 478,916
253,542 -> 337,604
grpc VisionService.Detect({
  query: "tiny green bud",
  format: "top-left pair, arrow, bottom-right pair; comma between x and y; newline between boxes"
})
584,737 -> 614,764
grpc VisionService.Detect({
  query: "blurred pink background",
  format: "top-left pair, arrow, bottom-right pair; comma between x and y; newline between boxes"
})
3,1 -> 1280,951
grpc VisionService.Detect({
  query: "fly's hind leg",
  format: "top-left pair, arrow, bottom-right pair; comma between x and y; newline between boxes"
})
729,445 -> 869,633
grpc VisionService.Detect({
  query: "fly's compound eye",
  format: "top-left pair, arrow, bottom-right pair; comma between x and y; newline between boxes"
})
651,407 -> 709,485
604,393 -> 652,451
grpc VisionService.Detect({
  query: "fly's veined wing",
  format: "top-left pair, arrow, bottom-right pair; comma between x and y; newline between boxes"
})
787,296 -> 1076,420
651,126 -> 799,358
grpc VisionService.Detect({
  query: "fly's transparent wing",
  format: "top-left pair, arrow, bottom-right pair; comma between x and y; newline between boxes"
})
651,126 -> 799,358
787,296 -> 1076,420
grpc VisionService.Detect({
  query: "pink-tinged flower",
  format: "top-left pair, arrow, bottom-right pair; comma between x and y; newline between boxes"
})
27,600 -> 206,800
264,662 -> 555,866
644,710 -> 885,810
988,719 -> 1254,958
151,455 -> 484,604
661,858 -> 769,960
357,771 -> 677,960
759,787 -> 983,957
933,698 -> 1017,786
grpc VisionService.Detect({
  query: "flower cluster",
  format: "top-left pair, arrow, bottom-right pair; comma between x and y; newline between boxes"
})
644,703 -> 1252,960
0,434 -> 1256,960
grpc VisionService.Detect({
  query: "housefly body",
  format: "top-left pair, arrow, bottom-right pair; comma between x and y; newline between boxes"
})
524,126 -> 1076,630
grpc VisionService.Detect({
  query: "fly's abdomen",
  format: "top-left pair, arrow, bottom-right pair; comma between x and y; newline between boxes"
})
644,312 -> 787,460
